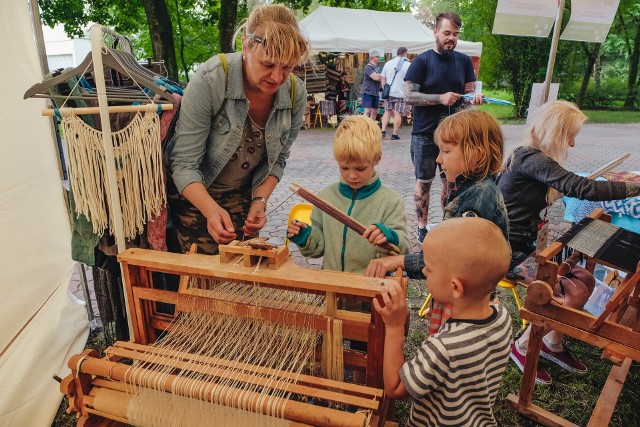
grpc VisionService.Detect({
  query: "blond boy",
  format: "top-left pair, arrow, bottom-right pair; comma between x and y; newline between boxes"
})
374,217 -> 512,426
287,115 -> 409,273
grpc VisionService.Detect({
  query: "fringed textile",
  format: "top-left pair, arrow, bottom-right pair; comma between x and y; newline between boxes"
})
59,106 -> 165,238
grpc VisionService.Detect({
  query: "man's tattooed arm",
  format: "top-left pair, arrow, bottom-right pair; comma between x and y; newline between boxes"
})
404,81 -> 440,106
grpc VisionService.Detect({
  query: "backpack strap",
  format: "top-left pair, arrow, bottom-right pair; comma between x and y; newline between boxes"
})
213,53 -> 229,121
290,74 -> 296,106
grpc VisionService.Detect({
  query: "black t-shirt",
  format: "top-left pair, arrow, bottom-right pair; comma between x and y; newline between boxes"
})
404,49 -> 476,136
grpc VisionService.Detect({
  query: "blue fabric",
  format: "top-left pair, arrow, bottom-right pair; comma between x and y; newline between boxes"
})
289,222 -> 312,246
563,172 -> 640,233
374,222 -> 399,246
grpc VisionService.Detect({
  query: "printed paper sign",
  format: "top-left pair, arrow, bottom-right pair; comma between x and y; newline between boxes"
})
561,0 -> 620,42
493,0 -> 558,37
527,83 -> 560,125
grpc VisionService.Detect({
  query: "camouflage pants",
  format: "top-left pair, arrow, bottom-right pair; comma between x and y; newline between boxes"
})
167,181 -> 252,255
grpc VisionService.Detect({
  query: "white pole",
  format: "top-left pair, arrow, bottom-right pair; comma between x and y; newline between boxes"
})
90,24 -> 134,336
542,0 -> 565,103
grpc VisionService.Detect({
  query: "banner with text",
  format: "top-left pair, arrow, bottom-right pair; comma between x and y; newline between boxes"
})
492,0 -> 558,37
561,0 -> 620,42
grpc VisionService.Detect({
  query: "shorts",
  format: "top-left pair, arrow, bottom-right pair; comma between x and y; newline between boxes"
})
385,97 -> 411,115
410,134 -> 440,182
361,93 -> 379,109
167,180 -> 251,255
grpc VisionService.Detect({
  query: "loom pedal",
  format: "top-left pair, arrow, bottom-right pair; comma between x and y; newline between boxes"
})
219,239 -> 289,269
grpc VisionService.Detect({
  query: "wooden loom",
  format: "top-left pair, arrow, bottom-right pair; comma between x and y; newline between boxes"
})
60,242 -> 406,427
506,209 -> 640,426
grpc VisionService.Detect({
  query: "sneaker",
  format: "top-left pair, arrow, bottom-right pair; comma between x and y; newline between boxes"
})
509,342 -> 552,385
416,226 -> 428,244
381,130 -> 386,137
540,342 -> 588,374
391,134 -> 400,140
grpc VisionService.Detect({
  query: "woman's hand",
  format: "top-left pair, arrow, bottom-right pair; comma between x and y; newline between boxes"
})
204,205 -> 237,243
243,202 -> 267,237
363,224 -> 387,246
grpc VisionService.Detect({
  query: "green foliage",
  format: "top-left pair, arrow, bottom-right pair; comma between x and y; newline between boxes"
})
560,79 -> 632,109
418,0 -> 640,115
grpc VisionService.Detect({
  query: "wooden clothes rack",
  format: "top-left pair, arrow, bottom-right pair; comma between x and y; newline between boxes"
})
25,25 -> 177,337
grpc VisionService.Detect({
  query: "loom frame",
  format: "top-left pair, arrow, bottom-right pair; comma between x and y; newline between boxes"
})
506,209 -> 640,426
61,247 -> 406,427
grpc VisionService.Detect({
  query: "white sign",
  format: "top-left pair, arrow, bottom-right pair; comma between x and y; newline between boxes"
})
527,83 -> 560,125
561,0 -> 620,42
493,0 -> 558,37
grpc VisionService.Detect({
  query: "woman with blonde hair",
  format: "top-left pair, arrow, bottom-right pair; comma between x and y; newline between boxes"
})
169,4 -> 309,254
498,100 -> 640,385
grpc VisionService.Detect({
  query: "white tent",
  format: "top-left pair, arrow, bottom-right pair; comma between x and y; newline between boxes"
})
0,1 -> 89,426
299,6 -> 482,58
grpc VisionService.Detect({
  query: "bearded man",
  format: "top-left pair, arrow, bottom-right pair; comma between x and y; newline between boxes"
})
404,12 -> 484,243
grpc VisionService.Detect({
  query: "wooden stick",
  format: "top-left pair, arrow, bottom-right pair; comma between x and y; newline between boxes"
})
42,103 -> 174,116
587,153 -> 630,179
290,182 -> 400,254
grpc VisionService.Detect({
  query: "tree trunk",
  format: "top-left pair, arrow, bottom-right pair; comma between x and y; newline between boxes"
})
174,0 -> 189,83
623,18 -> 640,109
577,43 -> 600,109
140,0 -> 179,83
219,0 -> 239,53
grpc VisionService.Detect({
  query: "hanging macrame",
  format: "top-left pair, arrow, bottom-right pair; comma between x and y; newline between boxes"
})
59,105 -> 165,238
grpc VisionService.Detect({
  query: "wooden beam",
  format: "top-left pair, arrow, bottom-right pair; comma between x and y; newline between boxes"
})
587,358 -> 632,427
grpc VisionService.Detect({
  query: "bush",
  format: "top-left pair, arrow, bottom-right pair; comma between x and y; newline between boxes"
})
560,79 -> 635,110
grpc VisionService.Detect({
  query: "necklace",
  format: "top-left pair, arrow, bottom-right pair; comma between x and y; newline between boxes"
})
248,115 -> 265,130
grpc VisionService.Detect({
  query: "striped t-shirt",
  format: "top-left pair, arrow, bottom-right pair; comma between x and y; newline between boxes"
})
400,304 -> 512,427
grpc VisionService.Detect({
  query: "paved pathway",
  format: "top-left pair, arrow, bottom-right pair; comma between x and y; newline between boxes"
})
69,122 -> 640,324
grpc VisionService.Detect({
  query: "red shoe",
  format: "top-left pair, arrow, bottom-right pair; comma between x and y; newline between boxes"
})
509,342 -> 552,385
540,342 -> 588,374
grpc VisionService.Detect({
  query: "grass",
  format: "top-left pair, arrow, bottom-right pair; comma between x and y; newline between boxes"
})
475,89 -> 640,124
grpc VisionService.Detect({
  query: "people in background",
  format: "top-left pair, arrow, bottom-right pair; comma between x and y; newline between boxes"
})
380,47 -> 411,140
168,4 -> 308,255
374,217 -> 512,427
404,12 -> 483,244
498,100 -> 640,385
361,49 -> 383,121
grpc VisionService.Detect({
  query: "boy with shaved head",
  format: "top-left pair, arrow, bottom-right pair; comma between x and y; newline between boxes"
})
374,217 -> 512,427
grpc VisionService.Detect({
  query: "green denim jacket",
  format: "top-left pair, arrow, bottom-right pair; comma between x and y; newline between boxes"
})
170,51 -> 307,194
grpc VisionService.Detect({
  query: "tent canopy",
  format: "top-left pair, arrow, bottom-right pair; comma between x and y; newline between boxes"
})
299,6 -> 482,57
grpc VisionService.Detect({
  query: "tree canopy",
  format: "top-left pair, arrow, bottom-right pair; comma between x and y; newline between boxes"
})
39,0 -> 639,113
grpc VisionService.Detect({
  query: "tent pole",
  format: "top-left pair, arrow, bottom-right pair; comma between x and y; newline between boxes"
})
542,0 -> 565,103
28,0 -> 49,76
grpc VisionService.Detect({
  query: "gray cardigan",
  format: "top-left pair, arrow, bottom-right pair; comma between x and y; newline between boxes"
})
170,52 -> 307,193
497,146 -> 638,251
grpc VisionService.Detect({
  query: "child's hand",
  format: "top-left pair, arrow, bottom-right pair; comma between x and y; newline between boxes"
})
365,255 -> 404,278
363,224 -> 387,245
373,281 -> 407,329
287,219 -> 308,238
